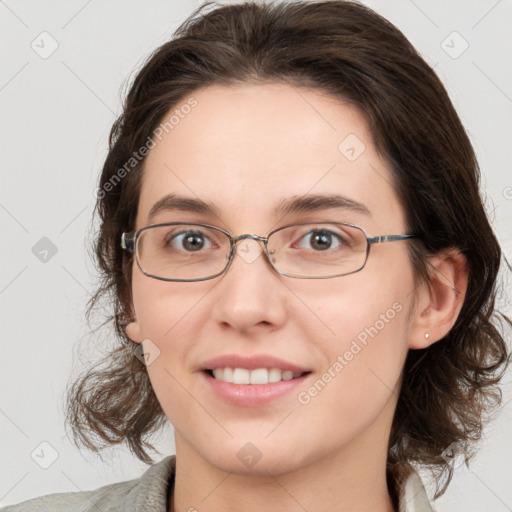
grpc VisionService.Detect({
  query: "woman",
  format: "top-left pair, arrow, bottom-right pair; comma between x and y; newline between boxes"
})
4,1 -> 509,511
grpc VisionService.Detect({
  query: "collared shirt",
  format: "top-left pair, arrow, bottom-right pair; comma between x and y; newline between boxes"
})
1,455 -> 434,512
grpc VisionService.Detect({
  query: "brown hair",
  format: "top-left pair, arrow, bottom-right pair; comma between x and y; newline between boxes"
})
66,0 -> 510,498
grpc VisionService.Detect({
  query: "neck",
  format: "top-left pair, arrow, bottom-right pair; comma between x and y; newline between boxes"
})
171,424 -> 396,512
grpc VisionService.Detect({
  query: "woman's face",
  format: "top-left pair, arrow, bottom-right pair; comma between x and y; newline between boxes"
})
127,82 -> 418,475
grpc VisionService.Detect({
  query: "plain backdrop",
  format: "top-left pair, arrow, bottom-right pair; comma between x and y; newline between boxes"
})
1,0 -> 511,510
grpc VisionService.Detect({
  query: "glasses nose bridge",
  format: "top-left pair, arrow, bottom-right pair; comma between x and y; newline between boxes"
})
228,233 -> 272,271
231,233 -> 268,248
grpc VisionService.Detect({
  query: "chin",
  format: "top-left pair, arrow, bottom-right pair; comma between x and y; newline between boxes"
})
190,434 -> 320,477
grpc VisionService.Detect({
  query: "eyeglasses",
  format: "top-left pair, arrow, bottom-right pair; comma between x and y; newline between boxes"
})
121,222 -> 416,282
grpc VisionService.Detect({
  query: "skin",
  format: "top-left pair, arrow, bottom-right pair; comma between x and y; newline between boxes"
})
126,82 -> 468,512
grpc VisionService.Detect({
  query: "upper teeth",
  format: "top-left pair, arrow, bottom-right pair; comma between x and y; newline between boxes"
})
212,368 -> 303,385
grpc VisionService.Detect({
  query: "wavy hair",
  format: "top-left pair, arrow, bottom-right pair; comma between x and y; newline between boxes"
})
65,0 -> 510,498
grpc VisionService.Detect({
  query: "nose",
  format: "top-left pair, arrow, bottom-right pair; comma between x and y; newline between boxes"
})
211,237 -> 288,333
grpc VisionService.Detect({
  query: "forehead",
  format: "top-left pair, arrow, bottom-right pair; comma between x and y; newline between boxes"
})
137,82 -> 405,233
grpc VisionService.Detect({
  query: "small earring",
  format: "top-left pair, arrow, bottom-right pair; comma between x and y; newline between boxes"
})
425,333 -> 430,340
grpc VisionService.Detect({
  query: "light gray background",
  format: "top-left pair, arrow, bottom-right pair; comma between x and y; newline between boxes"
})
1,0 -> 511,510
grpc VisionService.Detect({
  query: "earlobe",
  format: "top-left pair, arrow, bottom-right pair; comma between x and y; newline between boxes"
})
408,249 -> 469,349
125,320 -> 143,344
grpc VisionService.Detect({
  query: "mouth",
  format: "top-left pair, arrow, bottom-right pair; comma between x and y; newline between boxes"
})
204,367 -> 309,384
200,354 -> 312,406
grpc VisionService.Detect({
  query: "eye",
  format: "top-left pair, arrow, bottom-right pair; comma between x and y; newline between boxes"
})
295,228 -> 347,251
166,229 -> 214,252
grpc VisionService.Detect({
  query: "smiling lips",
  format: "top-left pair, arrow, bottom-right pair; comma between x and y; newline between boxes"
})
201,354 -> 312,406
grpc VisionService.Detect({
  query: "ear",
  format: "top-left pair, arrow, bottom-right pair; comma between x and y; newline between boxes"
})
125,317 -> 143,344
408,249 -> 469,349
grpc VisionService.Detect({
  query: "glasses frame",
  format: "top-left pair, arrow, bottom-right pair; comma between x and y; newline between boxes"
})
121,221 -> 417,282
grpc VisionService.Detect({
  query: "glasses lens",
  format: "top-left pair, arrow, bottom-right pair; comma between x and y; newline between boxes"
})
136,224 -> 230,280
268,223 -> 368,278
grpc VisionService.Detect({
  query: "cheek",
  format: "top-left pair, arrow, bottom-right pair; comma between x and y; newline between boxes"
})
287,296 -> 410,459
131,272 -> 209,341
313,301 -> 409,406
292,267 -> 413,414
318,300 -> 406,369
130,274 -> 216,422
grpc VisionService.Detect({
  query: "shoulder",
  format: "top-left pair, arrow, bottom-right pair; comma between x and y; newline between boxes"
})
1,455 -> 176,512
1,479 -> 137,512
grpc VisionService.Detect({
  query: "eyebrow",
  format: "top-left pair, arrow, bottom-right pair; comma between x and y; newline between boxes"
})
275,194 -> 370,217
148,194 -> 222,222
147,192 -> 370,223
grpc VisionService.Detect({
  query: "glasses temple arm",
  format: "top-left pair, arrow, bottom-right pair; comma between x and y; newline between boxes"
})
121,232 -> 136,251
367,234 -> 417,244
